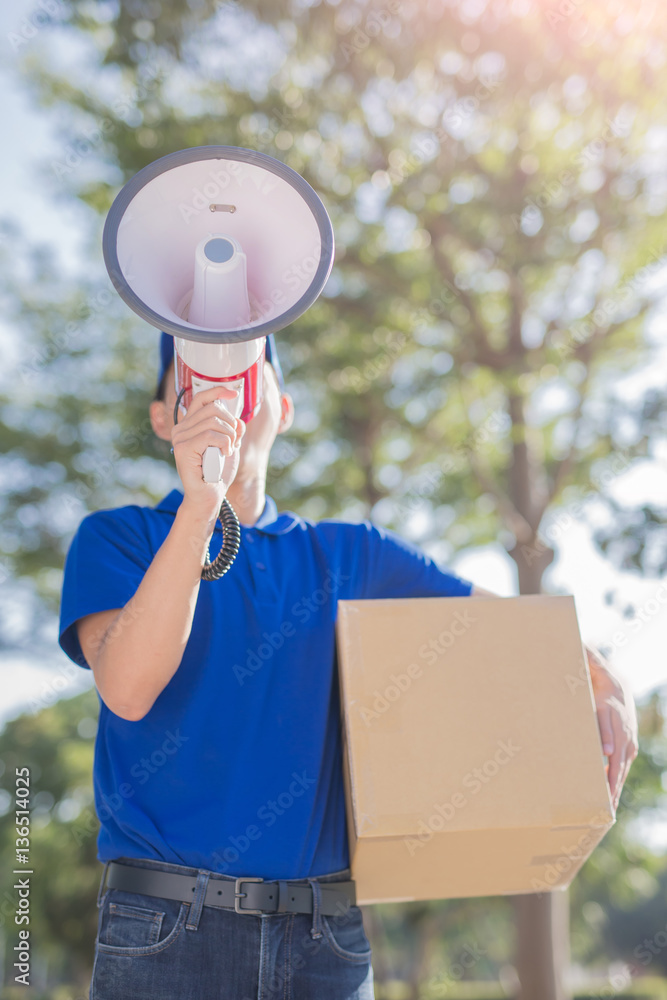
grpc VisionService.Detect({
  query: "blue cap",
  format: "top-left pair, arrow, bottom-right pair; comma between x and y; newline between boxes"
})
157,331 -> 174,396
156,331 -> 284,396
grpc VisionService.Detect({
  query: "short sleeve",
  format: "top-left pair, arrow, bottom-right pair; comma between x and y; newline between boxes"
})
360,522 -> 474,600
58,508 -> 155,669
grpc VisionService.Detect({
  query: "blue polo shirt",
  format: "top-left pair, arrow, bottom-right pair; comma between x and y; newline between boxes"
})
58,489 -> 473,879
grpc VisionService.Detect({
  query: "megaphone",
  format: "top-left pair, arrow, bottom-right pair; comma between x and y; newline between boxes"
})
102,146 -> 335,578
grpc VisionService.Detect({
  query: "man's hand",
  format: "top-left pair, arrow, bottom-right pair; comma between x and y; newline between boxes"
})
586,646 -> 639,813
171,384 -> 245,523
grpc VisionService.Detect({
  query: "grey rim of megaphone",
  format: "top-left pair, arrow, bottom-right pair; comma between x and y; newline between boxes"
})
102,145 -> 335,346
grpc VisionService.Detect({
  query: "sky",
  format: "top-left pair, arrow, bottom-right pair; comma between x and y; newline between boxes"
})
1,1 -> 666,842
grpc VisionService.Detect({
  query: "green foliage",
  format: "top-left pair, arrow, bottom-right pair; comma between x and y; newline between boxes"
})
0,688 -> 100,992
2,0 -> 667,994
569,691 -> 667,971
4,0 -> 666,633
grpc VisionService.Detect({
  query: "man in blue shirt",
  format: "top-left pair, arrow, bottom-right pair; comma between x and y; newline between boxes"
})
59,333 -> 637,1000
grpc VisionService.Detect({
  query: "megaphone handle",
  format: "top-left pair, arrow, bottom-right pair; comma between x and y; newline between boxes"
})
173,387 -> 228,484
202,446 -> 225,484
202,390 -> 238,483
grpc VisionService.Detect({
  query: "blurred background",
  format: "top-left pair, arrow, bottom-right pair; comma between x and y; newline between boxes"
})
0,0 -> 666,997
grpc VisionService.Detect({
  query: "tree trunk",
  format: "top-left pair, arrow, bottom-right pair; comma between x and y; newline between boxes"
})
514,888 -> 571,1000
506,392 -> 571,1000
510,533 -> 571,1000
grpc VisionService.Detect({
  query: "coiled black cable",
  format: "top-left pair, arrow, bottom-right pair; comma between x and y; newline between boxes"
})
173,387 -> 242,580
201,497 -> 241,580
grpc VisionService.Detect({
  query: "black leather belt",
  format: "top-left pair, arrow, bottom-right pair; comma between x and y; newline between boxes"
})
104,861 -> 356,917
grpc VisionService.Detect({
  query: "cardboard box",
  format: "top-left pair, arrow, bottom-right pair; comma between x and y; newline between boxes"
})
335,595 -> 615,905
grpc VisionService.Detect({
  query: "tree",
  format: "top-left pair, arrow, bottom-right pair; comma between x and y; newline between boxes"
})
5,0 -> 667,996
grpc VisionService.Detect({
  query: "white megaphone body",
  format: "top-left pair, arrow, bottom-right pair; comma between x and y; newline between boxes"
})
103,145 -> 335,484
177,232 -> 258,483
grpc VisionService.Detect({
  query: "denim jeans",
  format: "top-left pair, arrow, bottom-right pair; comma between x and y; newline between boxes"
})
90,856 -> 375,999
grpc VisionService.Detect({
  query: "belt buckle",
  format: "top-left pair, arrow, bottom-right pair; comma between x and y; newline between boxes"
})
234,877 -> 264,915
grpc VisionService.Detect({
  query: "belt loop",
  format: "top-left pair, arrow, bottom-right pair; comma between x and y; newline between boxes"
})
276,880 -> 289,913
307,878 -> 323,939
185,870 -> 210,931
96,861 -> 111,909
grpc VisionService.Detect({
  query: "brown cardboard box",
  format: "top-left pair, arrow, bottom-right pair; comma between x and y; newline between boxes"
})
335,595 -> 615,905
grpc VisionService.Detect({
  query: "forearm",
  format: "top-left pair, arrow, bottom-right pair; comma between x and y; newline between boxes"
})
95,502 -> 218,720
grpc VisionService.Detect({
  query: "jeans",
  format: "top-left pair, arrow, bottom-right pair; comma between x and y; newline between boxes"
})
90,856 -> 375,999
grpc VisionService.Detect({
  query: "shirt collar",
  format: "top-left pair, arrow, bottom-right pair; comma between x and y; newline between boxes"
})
154,489 -> 298,535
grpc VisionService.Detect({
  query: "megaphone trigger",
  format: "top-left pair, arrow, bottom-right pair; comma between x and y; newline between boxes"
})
202,447 -> 226,485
